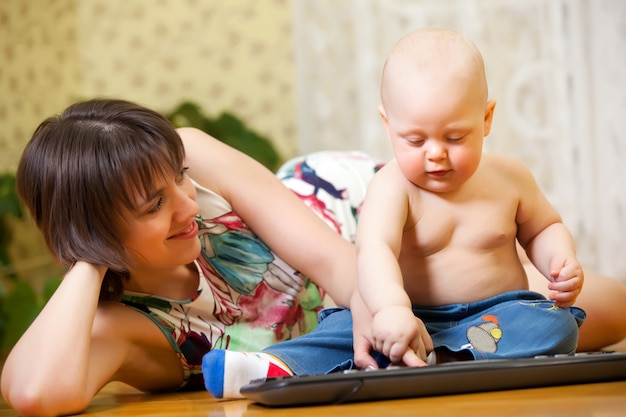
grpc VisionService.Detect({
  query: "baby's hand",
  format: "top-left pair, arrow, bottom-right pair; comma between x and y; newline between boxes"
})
371,306 -> 432,366
548,255 -> 584,308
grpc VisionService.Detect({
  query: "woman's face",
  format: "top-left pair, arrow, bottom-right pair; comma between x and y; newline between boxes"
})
119,167 -> 201,275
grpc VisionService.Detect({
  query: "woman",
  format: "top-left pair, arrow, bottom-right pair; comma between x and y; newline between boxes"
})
0,98 -> 374,416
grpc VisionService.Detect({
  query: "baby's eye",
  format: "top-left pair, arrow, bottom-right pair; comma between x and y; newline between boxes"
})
446,135 -> 465,143
405,137 -> 425,146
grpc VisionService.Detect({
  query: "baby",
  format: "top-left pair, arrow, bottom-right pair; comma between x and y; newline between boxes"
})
203,27 -> 585,399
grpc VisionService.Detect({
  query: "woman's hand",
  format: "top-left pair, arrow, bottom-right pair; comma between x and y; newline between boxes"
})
351,291 -> 378,369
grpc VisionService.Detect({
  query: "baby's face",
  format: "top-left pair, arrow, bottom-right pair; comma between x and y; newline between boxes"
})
381,69 -> 493,194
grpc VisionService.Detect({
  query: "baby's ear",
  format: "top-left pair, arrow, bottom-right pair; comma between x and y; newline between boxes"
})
483,100 -> 497,136
378,105 -> 391,139
378,104 -> 387,121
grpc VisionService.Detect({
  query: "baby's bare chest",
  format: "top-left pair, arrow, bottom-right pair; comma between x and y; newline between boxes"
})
402,192 -> 519,256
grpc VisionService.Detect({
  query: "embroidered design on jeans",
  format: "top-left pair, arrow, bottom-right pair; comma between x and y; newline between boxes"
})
465,314 -> 502,353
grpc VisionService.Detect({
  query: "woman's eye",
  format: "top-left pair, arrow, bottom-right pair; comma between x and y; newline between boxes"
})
176,166 -> 189,183
148,197 -> 164,214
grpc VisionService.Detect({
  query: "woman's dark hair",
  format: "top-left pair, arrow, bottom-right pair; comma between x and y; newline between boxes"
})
16,98 -> 186,301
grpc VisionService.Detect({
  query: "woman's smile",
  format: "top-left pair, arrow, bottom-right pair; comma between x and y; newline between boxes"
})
169,220 -> 199,240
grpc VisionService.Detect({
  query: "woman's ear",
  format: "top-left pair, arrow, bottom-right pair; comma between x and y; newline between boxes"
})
483,99 -> 497,137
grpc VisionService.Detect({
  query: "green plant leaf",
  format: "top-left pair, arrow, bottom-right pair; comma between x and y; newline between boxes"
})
0,173 -> 23,219
0,173 -> 22,281
166,102 -> 281,172
0,280 -> 40,352
42,276 -> 62,303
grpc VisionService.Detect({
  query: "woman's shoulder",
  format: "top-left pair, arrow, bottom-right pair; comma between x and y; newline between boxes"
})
92,301 -> 168,344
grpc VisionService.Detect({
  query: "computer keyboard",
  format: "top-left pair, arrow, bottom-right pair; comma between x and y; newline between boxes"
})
240,351 -> 626,407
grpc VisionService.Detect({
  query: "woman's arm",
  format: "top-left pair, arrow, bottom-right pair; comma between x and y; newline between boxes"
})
180,127 -> 356,307
1,262 -> 112,416
1,262 -> 184,417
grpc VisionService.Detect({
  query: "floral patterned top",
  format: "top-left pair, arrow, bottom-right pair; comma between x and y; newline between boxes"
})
120,151 -> 381,390
121,181 -> 324,390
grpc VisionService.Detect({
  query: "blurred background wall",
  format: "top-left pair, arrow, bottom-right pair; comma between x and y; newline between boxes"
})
0,0 -> 298,172
0,0 -> 298,284
292,0 -> 626,280
1,0 -> 624,283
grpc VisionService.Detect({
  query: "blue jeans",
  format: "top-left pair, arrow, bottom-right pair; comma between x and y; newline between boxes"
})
263,290 -> 586,375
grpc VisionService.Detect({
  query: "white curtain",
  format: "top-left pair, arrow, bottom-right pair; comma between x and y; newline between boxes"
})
292,0 -> 626,280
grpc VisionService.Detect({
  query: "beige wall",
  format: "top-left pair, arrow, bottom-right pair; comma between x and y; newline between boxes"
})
0,0 -> 297,173
0,0 -> 297,284
1,0 -> 80,172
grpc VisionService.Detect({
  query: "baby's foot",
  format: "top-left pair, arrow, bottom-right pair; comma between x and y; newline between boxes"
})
202,350 -> 292,399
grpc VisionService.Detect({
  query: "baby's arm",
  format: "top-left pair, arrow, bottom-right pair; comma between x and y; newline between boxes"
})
524,223 -> 583,307
355,163 -> 433,366
512,158 -> 584,307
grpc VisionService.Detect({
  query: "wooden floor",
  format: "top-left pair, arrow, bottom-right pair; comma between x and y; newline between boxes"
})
2,380 -> 626,417
2,340 -> 626,417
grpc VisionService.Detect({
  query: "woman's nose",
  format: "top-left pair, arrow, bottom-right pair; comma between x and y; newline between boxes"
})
174,184 -> 199,221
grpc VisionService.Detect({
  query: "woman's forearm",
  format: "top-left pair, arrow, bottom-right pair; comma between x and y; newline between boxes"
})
1,262 -> 105,414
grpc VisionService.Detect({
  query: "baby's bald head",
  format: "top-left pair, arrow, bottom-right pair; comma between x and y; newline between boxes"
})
381,28 -> 488,110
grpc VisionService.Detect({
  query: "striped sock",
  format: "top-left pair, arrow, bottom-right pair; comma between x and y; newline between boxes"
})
202,350 -> 293,399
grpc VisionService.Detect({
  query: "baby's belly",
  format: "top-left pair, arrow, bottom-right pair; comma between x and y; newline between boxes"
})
402,255 -> 529,306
